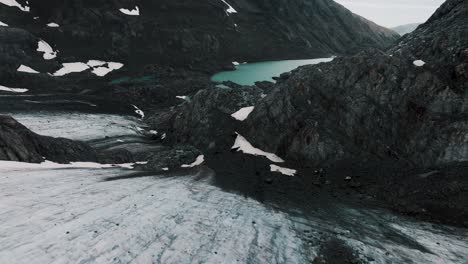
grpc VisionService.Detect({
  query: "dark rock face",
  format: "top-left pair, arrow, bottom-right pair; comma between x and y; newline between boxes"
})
245,0 -> 468,167
10,0 -> 398,71
97,149 -> 134,164
144,145 -> 201,172
0,115 -> 97,163
147,85 -> 263,150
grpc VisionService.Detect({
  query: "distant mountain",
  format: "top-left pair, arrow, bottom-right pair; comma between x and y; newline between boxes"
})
391,23 -> 421,35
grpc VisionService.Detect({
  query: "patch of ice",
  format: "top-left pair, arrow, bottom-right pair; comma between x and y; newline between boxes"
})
162,167 -> 169,171
0,0 -> 29,11
0,84 -> 28,93
132,104 -> 145,119
37,40 -> 58,60
119,6 -> 140,16
161,133 -> 166,140
176,96 -> 189,101
232,61 -> 240,66
17,65 -> 39,74
0,21 -> 8,26
231,106 -> 254,121
270,164 -> 296,177
149,130 -> 158,135
46,22 -> 59,28
232,133 -> 284,163
53,62 -> 90,76
181,155 -> 205,168
413,60 -> 425,67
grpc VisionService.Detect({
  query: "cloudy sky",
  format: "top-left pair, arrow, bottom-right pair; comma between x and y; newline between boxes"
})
334,0 -> 445,28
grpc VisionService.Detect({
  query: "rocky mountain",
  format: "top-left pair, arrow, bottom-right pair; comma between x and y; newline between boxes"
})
392,23 -> 421,35
244,0 -> 467,167
1,0 -> 398,72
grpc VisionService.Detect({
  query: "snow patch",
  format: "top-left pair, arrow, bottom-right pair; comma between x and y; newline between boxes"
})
232,61 -> 240,66
86,60 -> 106,67
52,61 -> 124,77
0,21 -> 8,26
181,155 -> 205,168
413,60 -> 425,67
220,0 -> 237,14
91,62 -> 124,77
17,65 -> 39,74
0,0 -> 29,11
132,105 -> 145,119
0,84 -> 28,93
176,95 -> 189,101
37,40 -> 58,60
270,164 -> 296,177
232,133 -> 284,163
46,22 -> 59,28
120,6 -> 140,16
231,106 -> 254,121
53,62 -> 90,76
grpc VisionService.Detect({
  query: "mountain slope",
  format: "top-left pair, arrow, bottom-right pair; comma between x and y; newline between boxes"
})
245,0 -> 467,166
1,0 -> 398,71
392,23 -> 421,35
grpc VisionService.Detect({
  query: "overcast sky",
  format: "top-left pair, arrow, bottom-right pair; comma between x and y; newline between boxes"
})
334,0 -> 446,28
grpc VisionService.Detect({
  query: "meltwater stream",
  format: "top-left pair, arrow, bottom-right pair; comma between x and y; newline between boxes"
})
211,58 -> 334,85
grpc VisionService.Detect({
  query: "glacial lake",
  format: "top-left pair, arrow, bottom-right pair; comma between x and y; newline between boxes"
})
211,58 -> 334,86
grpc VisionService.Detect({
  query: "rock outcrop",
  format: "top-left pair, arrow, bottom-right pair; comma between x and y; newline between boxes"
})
244,0 -> 467,167
147,83 -> 264,151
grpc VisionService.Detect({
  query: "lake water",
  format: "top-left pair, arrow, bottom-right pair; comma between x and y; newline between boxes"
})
211,58 -> 334,86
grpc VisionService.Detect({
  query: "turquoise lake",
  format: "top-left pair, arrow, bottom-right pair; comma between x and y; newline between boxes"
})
211,58 -> 334,86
